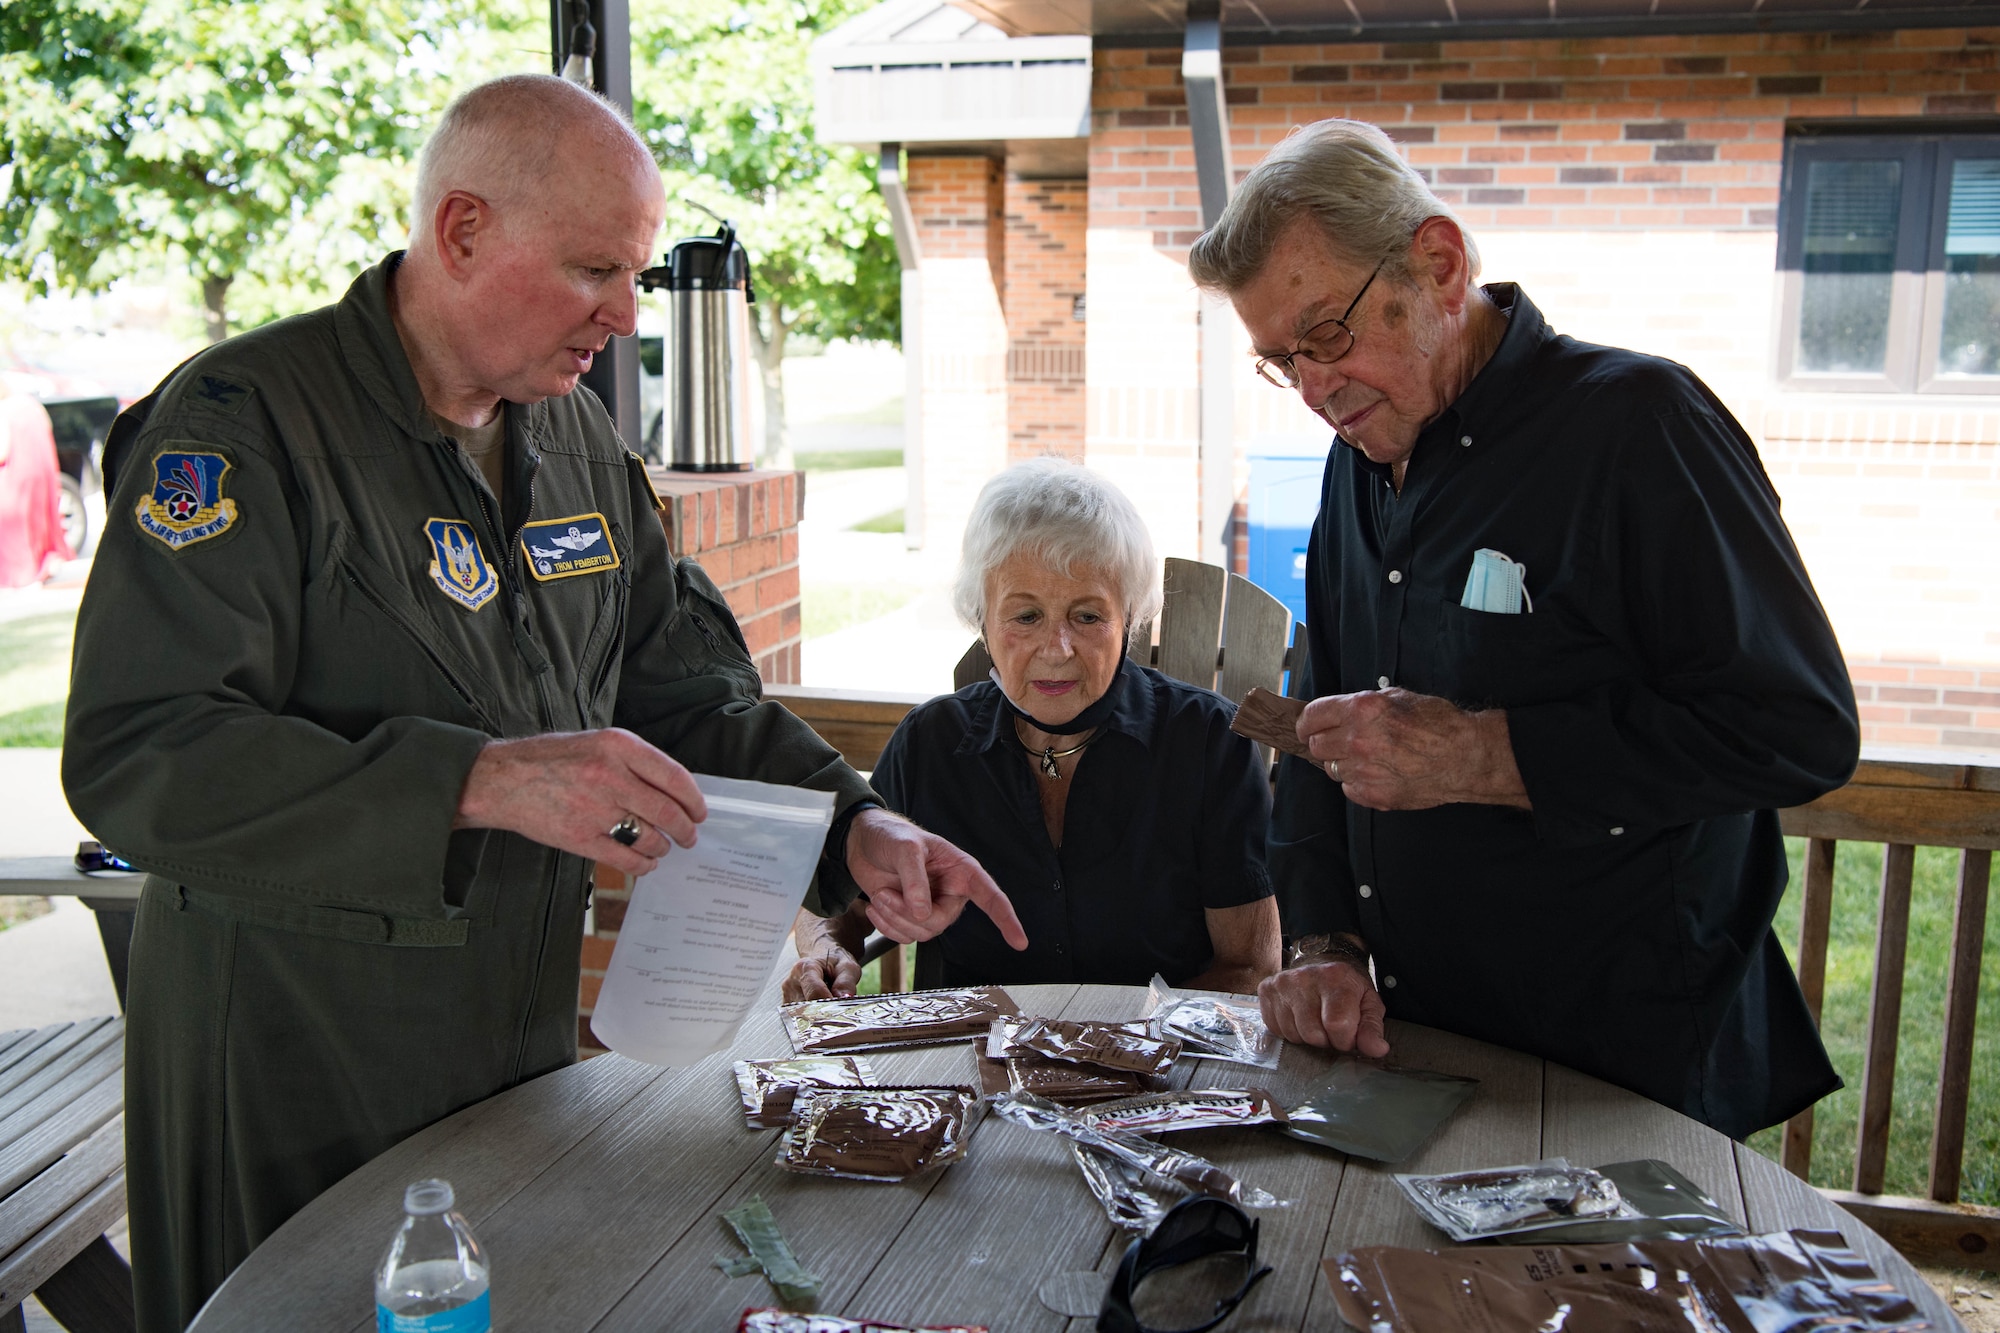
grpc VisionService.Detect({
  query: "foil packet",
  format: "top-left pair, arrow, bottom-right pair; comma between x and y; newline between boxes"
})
780,986 -> 1020,1054
1081,1088 -> 1285,1136
1522,1160 -> 1743,1244
739,1313 -> 989,1333
735,1056 -> 880,1130
1396,1157 -> 1639,1242
1230,686 -> 1313,760
989,1090 -> 1286,1231
1325,1229 -> 1932,1333
986,1015 -> 1181,1077
1144,975 -> 1281,1069
975,1048 -> 1149,1106
776,1086 -> 979,1183
1280,1057 -> 1479,1163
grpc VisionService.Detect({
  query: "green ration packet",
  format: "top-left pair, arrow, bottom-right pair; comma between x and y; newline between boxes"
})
717,1195 -> 822,1311
1281,1057 -> 1480,1163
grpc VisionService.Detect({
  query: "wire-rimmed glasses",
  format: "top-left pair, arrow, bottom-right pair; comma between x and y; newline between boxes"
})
1252,260 -> 1384,389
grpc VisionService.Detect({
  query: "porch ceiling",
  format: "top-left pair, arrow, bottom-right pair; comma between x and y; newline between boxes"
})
949,0 -> 2000,46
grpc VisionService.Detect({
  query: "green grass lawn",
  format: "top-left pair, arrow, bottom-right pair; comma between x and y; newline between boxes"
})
794,447 -> 903,473
1744,838 -> 2000,1207
0,611 -> 75,747
801,584 -> 918,640
850,508 -> 905,534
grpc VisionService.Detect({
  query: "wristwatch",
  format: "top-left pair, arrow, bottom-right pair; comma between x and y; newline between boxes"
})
1285,933 -> 1370,970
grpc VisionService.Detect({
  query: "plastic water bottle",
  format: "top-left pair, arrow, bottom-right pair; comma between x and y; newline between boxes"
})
375,1179 -> 490,1333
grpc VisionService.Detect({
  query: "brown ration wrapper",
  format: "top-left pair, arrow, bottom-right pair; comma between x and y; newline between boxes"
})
734,1056 -> 878,1129
739,1313 -> 989,1333
1326,1229 -> 1933,1333
977,1051 -> 1149,1106
776,1085 -> 979,1182
1230,687 -> 1312,760
781,987 -> 1020,1054
997,1016 -> 1181,1077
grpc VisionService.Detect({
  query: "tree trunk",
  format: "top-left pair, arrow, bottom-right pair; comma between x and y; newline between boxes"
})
201,276 -> 231,344
749,304 -> 791,470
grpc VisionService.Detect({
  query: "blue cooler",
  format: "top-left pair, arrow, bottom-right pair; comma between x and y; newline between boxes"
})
1246,434 -> 1331,629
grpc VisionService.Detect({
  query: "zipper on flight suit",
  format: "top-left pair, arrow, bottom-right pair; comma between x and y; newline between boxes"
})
338,565 -> 501,734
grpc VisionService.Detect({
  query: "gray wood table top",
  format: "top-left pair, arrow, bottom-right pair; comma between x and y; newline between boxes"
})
188,983 -> 1962,1332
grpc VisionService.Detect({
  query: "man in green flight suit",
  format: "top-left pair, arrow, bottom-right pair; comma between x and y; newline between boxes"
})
62,74 -> 1025,1332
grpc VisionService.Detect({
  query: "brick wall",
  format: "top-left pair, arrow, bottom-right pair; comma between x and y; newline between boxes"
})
580,466 -> 804,1053
1004,176 -> 1088,462
1085,25 -> 2000,748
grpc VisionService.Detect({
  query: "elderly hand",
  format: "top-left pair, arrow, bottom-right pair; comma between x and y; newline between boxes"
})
1299,687 -> 1530,812
846,809 -> 1028,949
454,728 -> 705,877
1258,958 -> 1391,1057
783,946 -> 864,1002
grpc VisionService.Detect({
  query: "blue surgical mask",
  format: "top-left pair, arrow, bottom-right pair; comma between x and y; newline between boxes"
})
1461,548 -> 1532,614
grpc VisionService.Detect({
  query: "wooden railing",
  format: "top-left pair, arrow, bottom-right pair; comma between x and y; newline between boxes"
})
1777,749 -> 2000,1270
769,685 -> 2000,1270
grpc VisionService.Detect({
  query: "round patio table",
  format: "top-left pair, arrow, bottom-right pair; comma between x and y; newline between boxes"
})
187,980 -> 1961,1332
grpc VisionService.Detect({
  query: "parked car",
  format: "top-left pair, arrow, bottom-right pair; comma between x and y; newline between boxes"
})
41,395 -> 118,557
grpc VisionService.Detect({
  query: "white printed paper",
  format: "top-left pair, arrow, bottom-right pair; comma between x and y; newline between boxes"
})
589,773 -> 835,1066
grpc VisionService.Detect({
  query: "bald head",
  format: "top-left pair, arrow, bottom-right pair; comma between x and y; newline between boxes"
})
411,74 -> 656,248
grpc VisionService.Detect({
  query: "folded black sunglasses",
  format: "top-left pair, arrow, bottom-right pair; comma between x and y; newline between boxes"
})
1098,1196 -> 1272,1333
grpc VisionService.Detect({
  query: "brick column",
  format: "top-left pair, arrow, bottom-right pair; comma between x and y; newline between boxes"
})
1004,175 -> 1088,462
579,465 -> 804,1053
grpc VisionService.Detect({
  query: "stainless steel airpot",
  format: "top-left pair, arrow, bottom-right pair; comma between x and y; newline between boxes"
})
638,222 -> 761,473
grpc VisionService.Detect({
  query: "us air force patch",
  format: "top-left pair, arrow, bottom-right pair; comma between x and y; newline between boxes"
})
424,518 -> 499,611
136,449 -> 239,550
520,513 -> 619,582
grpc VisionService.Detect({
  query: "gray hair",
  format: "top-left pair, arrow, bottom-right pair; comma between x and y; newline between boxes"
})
1187,118 -> 1480,294
412,74 -> 648,239
952,459 -> 1163,644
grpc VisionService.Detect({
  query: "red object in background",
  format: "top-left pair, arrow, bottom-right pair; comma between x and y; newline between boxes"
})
0,391 -> 75,587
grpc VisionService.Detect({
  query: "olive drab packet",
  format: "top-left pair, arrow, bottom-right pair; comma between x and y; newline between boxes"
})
1143,975 -> 1281,1070
1230,687 -> 1313,760
734,1056 -> 880,1129
1326,1229 -> 1932,1333
780,987 -> 1020,1054
1279,1057 -> 1480,1163
775,1086 -> 980,1183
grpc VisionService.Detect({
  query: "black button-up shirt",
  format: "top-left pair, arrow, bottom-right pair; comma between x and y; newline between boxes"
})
873,660 -> 1273,989
1272,284 -> 1858,1140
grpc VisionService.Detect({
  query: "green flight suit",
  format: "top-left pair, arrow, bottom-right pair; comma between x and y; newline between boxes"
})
61,254 -> 874,1333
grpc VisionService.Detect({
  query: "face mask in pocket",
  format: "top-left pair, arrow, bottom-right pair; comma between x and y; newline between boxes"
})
1461,548 -> 1532,614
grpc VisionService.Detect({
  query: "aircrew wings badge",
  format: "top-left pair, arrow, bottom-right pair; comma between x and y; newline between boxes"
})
136,449 -> 239,550
424,518 -> 499,612
520,512 -> 619,582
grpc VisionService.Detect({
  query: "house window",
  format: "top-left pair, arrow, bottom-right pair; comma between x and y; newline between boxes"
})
1778,127 -> 2000,393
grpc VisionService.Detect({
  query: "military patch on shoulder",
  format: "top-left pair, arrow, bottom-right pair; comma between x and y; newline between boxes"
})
188,373 -> 253,415
424,518 -> 499,611
135,448 -> 239,550
520,512 -> 620,582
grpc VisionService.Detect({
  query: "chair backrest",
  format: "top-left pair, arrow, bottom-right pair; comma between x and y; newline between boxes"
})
1776,752 -> 2000,1270
952,557 -> 1294,706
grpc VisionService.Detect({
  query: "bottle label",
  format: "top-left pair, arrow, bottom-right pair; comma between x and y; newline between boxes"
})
377,1290 -> 490,1333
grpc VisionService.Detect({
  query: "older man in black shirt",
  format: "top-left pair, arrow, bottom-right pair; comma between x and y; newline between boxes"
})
1187,119 -> 1858,1140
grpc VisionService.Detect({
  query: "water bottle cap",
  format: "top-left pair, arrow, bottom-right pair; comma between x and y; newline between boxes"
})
404,1179 -> 455,1216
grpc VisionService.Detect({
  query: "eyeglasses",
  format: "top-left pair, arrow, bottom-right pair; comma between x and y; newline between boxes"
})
1252,260 -> 1384,389
1097,1196 -> 1272,1333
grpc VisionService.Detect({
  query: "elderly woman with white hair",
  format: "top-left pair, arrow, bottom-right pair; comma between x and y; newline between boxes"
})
786,459 -> 1280,999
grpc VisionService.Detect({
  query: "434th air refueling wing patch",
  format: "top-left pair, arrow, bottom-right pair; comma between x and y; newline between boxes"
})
136,448 -> 239,550
520,513 -> 619,582
424,518 -> 499,611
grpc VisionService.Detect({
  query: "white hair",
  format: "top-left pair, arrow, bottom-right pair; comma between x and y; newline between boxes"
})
951,459 -> 1163,645
412,74 -> 648,240
1187,118 -> 1481,293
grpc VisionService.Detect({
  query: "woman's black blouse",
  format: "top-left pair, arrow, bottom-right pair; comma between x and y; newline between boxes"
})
871,659 -> 1273,989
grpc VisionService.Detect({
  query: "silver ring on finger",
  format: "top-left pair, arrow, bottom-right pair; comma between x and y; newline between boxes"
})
609,815 -> 644,847
1328,759 -> 1342,782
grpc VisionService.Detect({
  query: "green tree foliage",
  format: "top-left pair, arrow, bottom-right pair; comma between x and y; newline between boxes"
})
0,0 -> 533,341
632,0 -> 899,463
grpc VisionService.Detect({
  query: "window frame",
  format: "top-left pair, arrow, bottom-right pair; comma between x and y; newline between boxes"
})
1776,126 -> 2000,395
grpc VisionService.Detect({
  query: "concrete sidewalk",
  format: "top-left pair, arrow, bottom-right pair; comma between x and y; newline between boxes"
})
0,747 -> 120,1029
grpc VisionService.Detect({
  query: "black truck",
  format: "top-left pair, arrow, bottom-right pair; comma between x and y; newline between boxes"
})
39,394 -> 118,556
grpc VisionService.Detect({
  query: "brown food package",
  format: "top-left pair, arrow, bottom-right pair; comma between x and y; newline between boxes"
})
975,1052 -> 1147,1105
777,1085 -> 979,1182
1230,687 -> 1313,761
781,987 -> 1021,1053
1325,1229 -> 1931,1333
1004,1016 -> 1181,1076
734,1056 -> 877,1129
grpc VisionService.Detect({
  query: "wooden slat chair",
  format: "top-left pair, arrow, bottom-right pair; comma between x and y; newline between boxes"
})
0,1017 -> 135,1333
1777,751 -> 2000,1270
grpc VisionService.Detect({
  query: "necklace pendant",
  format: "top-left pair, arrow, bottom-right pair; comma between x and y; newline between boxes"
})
1040,747 -> 1062,780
